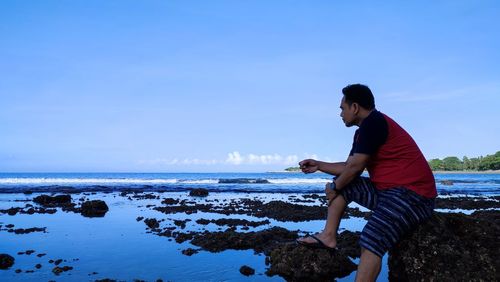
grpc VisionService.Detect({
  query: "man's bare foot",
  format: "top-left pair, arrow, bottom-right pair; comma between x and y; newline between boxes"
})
296,231 -> 337,249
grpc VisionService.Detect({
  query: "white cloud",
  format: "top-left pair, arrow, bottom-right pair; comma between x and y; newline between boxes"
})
139,151 -> 319,166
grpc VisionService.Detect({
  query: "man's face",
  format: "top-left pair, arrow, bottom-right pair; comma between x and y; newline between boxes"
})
340,96 -> 356,127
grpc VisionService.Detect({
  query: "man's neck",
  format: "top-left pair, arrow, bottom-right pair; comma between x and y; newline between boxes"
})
356,109 -> 375,126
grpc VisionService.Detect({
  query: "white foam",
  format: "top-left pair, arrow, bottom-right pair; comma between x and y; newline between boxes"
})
267,178 -> 330,184
0,178 -> 179,185
179,179 -> 219,184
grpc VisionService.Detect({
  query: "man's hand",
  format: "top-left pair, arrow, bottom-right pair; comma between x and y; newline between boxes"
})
299,159 -> 319,173
325,182 -> 338,206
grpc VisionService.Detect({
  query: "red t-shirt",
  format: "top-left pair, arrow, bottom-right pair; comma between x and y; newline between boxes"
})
350,111 -> 437,198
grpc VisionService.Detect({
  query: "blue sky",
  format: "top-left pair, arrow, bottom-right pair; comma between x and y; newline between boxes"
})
1,0 -> 499,172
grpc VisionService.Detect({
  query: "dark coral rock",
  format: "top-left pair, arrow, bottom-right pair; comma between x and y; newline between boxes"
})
239,265 -> 255,276
54,259 -> 63,265
144,218 -> 160,229
252,201 -> 327,222
0,254 -> 15,269
189,188 -> 209,197
190,227 -> 298,254
173,219 -> 190,229
265,243 -> 357,281
181,248 -> 199,256
161,198 -> 180,205
80,200 -> 109,217
52,265 -> 73,275
336,230 -> 362,258
33,195 -> 72,207
13,227 -> 46,234
388,212 -> 499,281
435,197 -> 499,210
440,180 -> 454,185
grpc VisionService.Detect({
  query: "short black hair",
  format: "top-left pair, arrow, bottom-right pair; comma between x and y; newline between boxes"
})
342,84 -> 375,110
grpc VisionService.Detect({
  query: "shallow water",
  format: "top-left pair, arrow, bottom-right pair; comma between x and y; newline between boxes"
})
0,192 -> 391,281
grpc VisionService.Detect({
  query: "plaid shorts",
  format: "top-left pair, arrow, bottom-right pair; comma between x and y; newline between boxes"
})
340,177 -> 435,257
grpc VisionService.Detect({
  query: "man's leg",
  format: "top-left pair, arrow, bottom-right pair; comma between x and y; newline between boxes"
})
297,177 -> 378,248
356,247 -> 381,282
296,194 -> 347,248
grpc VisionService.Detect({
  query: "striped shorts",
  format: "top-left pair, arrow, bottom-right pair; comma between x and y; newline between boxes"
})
340,177 -> 435,258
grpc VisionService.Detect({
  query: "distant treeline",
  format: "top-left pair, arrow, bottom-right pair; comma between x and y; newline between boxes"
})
428,151 -> 500,171
285,151 -> 500,172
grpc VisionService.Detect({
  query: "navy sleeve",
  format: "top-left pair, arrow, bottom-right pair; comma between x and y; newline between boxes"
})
349,130 -> 359,156
351,111 -> 388,156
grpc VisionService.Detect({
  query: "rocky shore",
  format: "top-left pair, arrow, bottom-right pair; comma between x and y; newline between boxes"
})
0,189 -> 498,281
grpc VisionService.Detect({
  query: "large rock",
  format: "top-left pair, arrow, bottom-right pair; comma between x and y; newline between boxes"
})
80,200 -> 109,217
0,254 -> 15,269
265,244 -> 357,281
189,188 -> 209,197
388,212 -> 499,281
33,194 -> 72,207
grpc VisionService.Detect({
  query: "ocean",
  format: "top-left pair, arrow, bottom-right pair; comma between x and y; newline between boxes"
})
1,172 -> 498,281
1,172 -> 499,195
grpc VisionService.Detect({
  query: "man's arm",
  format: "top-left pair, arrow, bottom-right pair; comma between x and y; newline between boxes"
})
299,159 -> 347,176
317,161 -> 347,176
333,153 -> 370,190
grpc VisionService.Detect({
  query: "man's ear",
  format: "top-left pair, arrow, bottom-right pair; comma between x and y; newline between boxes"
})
352,102 -> 360,114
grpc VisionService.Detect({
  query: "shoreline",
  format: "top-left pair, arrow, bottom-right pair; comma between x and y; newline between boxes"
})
432,170 -> 500,174
271,170 -> 500,174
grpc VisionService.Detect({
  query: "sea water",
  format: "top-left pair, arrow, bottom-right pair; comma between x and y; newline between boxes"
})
0,172 -> 498,281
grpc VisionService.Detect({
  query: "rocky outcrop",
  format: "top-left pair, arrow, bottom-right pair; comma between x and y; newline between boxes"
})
0,254 -> 15,269
33,194 -> 72,207
388,211 -> 499,281
265,244 -> 357,281
189,188 -> 209,197
80,200 -> 109,217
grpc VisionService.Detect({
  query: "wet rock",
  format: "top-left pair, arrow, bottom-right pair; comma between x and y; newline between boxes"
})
252,201 -> 327,222
52,265 -> 73,275
0,254 -> 15,269
54,259 -> 63,265
33,194 -> 72,207
0,206 -> 57,216
131,193 -> 158,200
144,218 -> 160,229
265,243 -> 357,281
136,216 -> 144,222
95,279 -> 117,282
181,248 -> 199,256
173,219 -> 190,229
11,227 -> 46,234
1,207 -> 21,216
15,269 -> 22,273
35,263 -> 42,269
190,227 -> 299,254
161,198 -> 179,205
195,218 -> 270,228
388,212 -> 499,281
81,200 -> 109,217
440,180 -> 454,185
435,197 -> 499,210
189,188 -> 209,197
239,265 -> 255,276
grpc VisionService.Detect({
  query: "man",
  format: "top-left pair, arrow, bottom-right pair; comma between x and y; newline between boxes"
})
296,84 -> 436,281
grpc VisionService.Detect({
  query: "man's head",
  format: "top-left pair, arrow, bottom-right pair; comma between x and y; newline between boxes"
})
340,84 -> 375,127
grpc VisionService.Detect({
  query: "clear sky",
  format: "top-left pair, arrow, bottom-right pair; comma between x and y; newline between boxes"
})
1,0 -> 499,172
